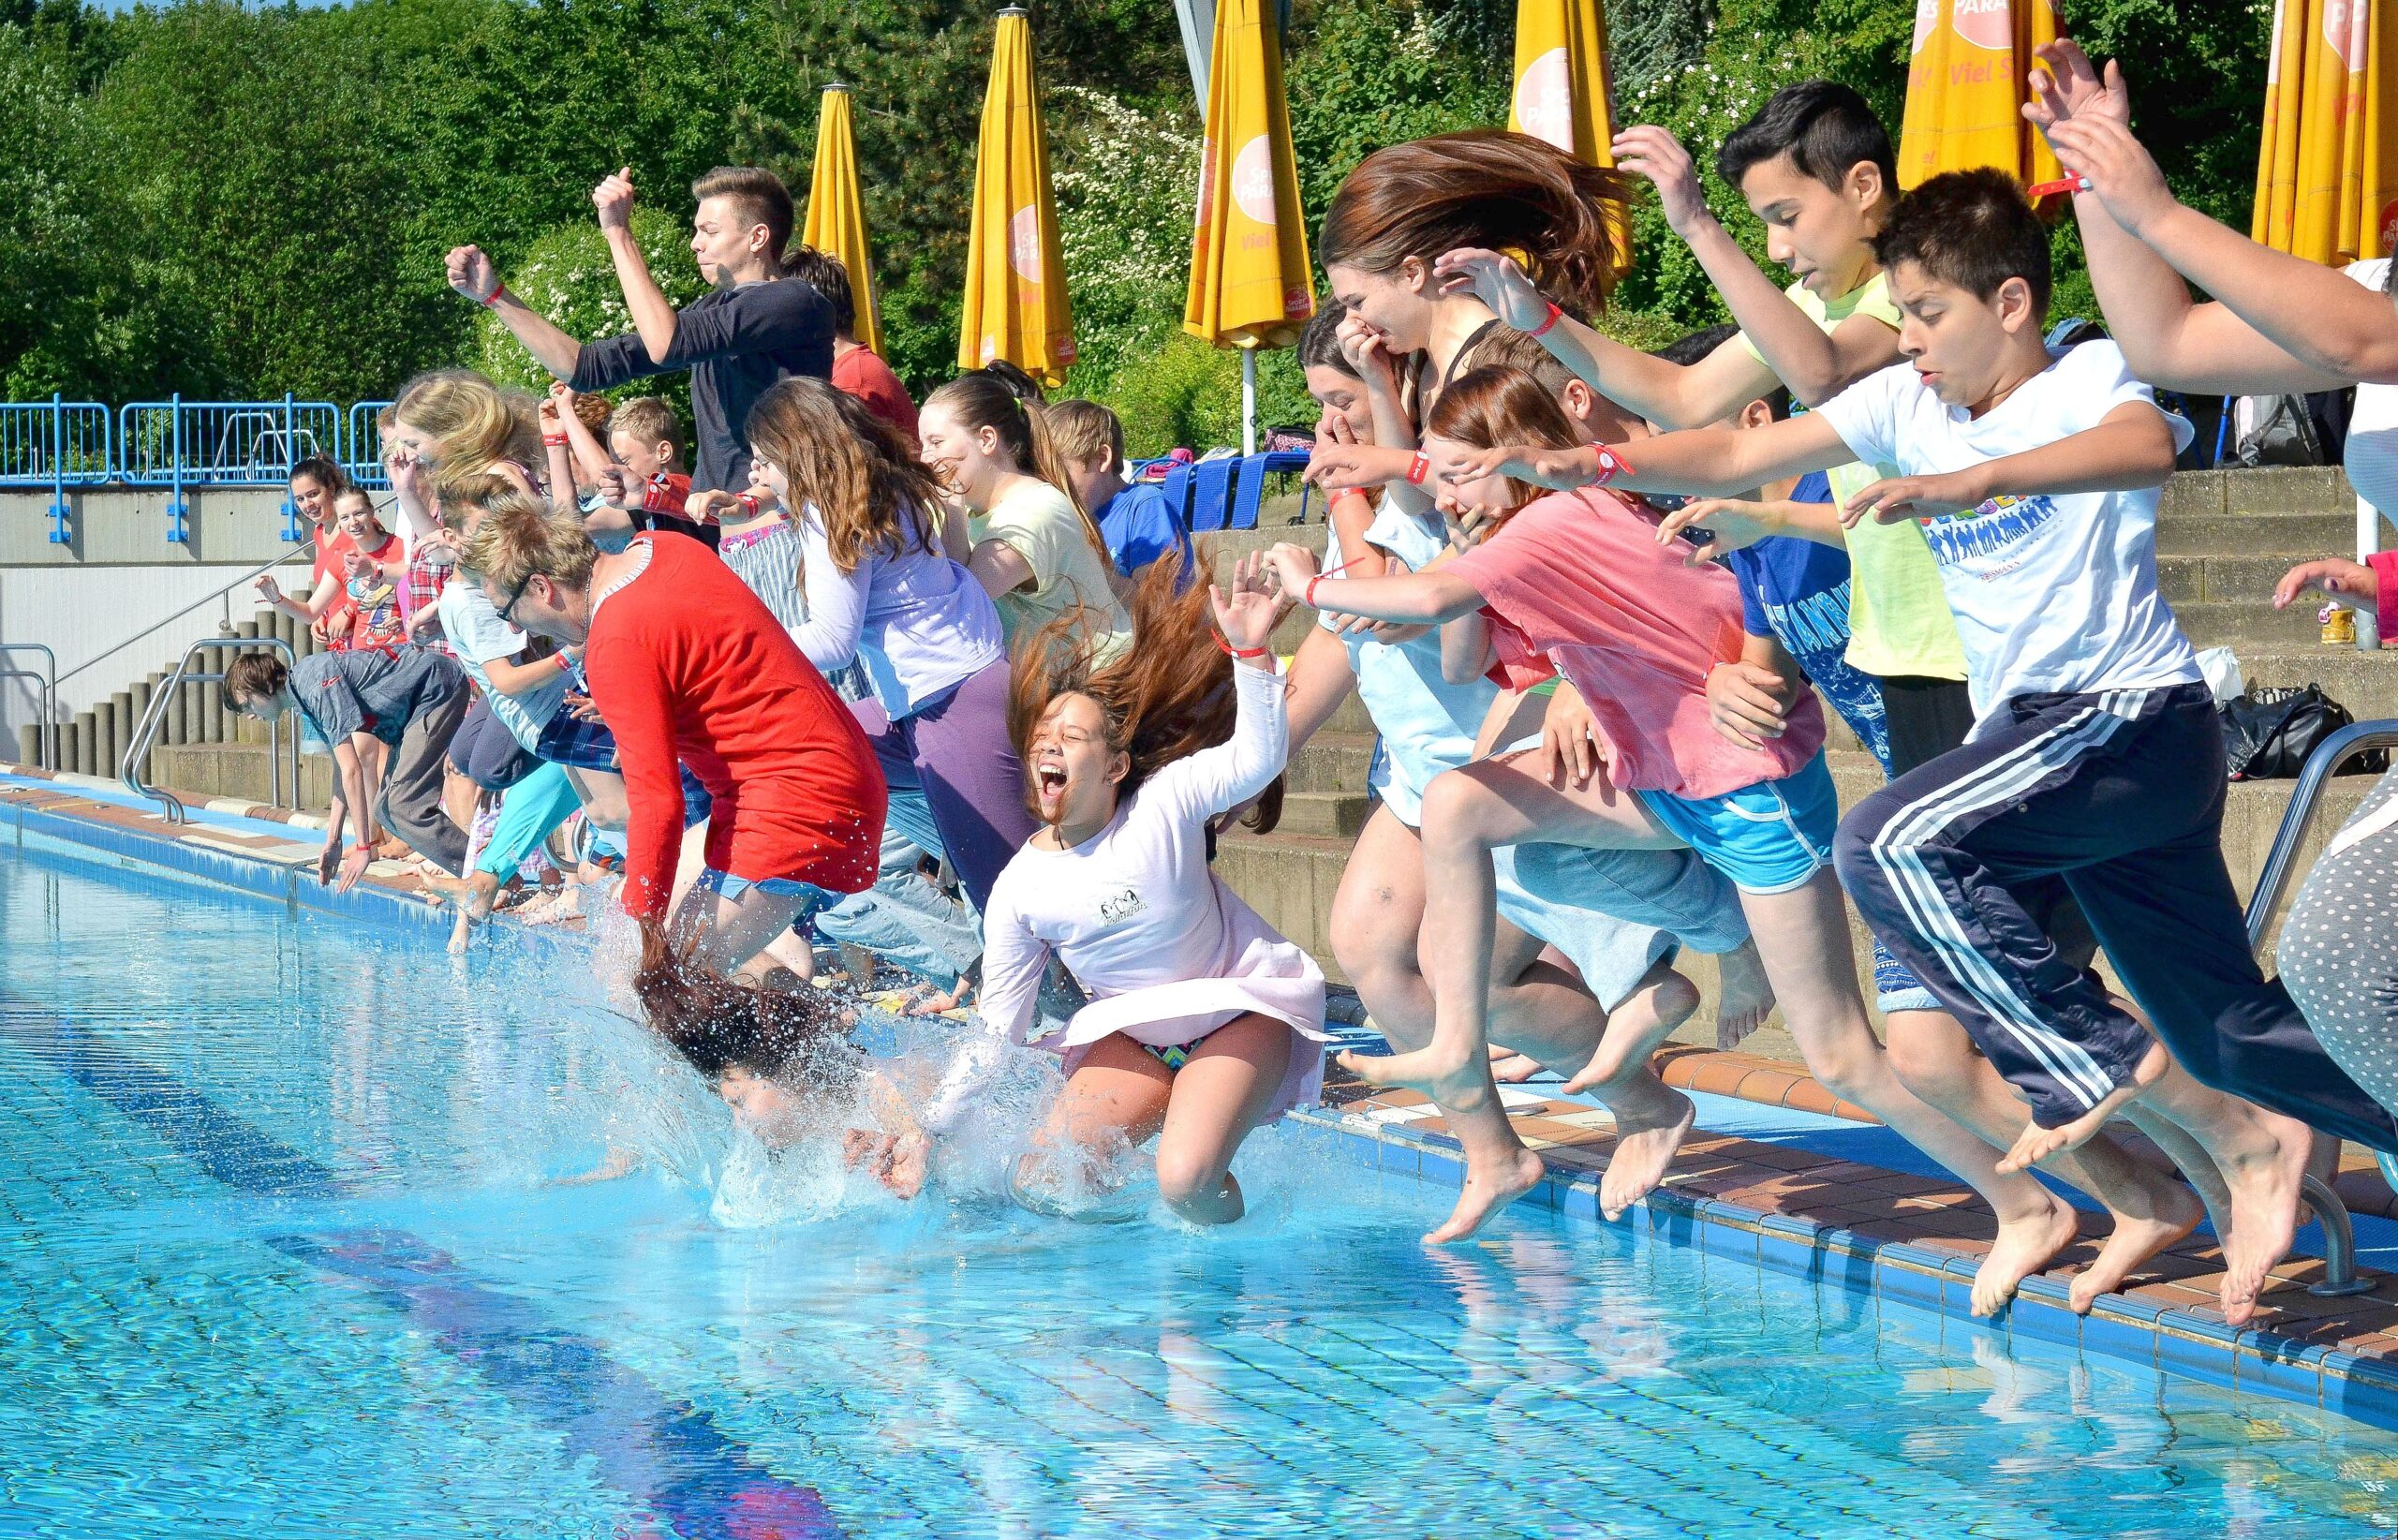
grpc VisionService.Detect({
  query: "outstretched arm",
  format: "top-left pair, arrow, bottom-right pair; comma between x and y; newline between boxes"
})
1843,401 -> 2178,523
1610,127 -> 1904,407
1433,246 -> 1787,428
1261,540 -> 1487,626
447,244 -> 585,380
1447,411 -> 1853,504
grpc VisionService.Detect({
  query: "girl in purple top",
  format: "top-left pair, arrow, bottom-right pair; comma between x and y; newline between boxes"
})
745,378 -> 1033,910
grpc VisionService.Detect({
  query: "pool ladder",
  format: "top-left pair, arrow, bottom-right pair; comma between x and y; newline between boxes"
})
2243,718 -> 2398,1298
120,633 -> 301,826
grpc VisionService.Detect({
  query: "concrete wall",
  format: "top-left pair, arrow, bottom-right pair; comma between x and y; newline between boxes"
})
0,487 -> 317,732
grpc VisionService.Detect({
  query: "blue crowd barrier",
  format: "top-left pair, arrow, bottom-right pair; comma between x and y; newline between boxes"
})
119,394 -> 343,541
346,400 -> 393,489
0,396 -> 113,544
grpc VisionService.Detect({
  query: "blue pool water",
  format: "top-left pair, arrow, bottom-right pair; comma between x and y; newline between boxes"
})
5,842 -> 2398,1539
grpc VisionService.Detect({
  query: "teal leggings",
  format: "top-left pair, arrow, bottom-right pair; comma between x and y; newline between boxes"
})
476,760 -> 582,881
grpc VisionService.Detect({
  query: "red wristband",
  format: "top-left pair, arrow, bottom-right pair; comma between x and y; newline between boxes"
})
1213,633 -> 1269,659
541,434 -> 569,447
555,651 -> 574,674
1304,571 -> 1325,609
738,493 -> 761,518
1584,443 -> 1634,486
1528,302 -> 1563,338
1404,450 -> 1431,486
482,285 -> 509,309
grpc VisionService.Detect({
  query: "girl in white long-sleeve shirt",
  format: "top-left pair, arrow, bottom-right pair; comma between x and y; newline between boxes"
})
871,555 -> 1328,1223
745,379 -> 1036,911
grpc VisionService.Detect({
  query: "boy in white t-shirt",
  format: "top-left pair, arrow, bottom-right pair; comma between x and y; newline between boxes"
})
1460,169 -> 2398,1327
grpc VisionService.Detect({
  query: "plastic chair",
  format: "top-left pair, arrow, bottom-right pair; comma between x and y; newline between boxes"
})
1187,455 -> 1241,533
1229,450 -> 1313,531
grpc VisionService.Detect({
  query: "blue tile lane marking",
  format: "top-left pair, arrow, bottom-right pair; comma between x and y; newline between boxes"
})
0,998 -> 842,1539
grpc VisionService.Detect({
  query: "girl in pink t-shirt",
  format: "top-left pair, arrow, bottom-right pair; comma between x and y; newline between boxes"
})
1270,364 -> 2079,1259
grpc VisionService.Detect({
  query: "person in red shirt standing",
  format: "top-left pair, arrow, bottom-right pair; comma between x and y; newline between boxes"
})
785,248 -> 919,452
460,498 -> 887,984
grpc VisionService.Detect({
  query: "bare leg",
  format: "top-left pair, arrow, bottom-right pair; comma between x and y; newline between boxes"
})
1885,1008 -> 2202,1312
562,766 -> 628,831
666,881 -> 818,981
1997,1042 -> 2167,1173
2129,1062 -> 2312,1325
1017,1036 -> 1175,1213
1742,875 -> 2078,1317
1149,1013 -> 1293,1224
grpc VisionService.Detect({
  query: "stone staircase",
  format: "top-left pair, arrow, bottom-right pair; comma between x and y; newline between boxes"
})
1202,467 -> 2392,1059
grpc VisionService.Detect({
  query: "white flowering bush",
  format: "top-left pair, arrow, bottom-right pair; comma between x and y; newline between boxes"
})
473,206 -> 709,404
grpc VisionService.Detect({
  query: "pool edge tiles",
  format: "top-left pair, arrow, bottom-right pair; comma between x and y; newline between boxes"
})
1295,1101 -> 2398,1435
18,774 -> 2398,1440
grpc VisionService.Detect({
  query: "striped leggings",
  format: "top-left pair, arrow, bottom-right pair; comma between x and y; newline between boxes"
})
1833,682 -> 2398,1151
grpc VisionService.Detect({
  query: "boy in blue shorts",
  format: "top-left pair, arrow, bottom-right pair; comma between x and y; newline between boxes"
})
1476,169 -> 2396,1325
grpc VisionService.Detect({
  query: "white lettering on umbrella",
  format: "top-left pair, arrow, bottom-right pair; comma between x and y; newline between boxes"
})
1912,0 -> 1940,53
1514,47 -> 1574,151
1009,206 -> 1043,284
1950,0 -> 2013,51
1233,136 -> 1279,226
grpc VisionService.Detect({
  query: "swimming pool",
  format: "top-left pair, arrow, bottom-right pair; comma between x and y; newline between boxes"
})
4,842 -> 2396,1540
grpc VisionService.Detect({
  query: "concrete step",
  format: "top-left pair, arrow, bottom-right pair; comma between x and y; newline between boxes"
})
2175,599 -> 2361,649
2166,466 -> 2360,518
2158,554 -> 2337,605
1287,731 -> 1376,795
1274,789 -> 1372,840
2154,513 -> 2355,557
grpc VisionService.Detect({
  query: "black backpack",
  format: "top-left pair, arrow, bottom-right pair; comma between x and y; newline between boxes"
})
2220,684 -> 2389,780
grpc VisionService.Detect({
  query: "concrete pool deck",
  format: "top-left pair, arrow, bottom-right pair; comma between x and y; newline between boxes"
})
10,764 -> 2398,1432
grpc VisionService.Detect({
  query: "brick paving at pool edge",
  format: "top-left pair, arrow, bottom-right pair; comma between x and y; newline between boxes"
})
15,765 -> 2398,1428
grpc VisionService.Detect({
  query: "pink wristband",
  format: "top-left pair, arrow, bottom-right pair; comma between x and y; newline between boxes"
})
1404,450 -> 1430,486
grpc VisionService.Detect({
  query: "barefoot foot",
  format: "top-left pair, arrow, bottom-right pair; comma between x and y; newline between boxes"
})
1423,1144 -> 1547,1245
2216,1110 -> 2311,1326
2067,1181 -> 2205,1312
1713,939 -> 1776,1050
1997,1046 -> 2164,1174
1600,1088 -> 1695,1222
1489,1047 -> 1544,1084
1339,1042 -> 1474,1099
1973,1192 -> 2080,1316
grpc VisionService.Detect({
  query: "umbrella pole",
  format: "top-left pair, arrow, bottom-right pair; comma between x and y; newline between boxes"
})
1241,348 -> 1258,456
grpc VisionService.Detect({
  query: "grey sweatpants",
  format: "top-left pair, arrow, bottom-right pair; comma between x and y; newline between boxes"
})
377,684 -> 470,876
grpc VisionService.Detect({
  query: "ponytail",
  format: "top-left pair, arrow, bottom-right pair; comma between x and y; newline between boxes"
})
1320,129 -> 1635,319
926,373 -> 1117,573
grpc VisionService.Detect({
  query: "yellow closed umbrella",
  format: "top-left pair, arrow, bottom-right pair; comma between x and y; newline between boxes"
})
2253,0 -> 2397,266
1183,0 -> 1313,452
1897,0 -> 2063,188
802,83 -> 884,357
1509,0 -> 1628,268
959,7 -> 1074,385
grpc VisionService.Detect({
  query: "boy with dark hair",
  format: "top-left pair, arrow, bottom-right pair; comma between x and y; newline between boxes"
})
222,645 -> 471,888
1468,168 -> 2398,1326
1047,400 -> 1195,577
782,247 -> 919,447
446,164 -> 833,519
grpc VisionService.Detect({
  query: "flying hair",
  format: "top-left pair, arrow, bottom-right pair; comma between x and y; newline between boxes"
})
745,378 -> 947,574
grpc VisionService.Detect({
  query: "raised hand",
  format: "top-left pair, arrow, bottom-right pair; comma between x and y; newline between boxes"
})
1610,126 -> 1710,235
445,244 -> 499,304
592,166 -> 636,231
254,573 -> 284,605
2041,115 -> 2178,235
1429,247 -> 1550,332
2273,556 -> 2379,614
2024,40 -> 2128,134
1653,496 -> 1785,564
1843,472 -> 1988,526
1209,552 -> 1282,655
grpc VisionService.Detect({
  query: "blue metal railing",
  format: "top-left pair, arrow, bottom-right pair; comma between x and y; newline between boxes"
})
0,397 -> 113,544
345,400 -> 393,489
119,394 -> 344,541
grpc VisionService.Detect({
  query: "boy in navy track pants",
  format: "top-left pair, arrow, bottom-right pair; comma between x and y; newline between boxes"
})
1484,168 -> 2397,1327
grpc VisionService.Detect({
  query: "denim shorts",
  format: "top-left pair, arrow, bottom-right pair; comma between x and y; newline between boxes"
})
1635,753 -> 1838,896
692,867 -> 836,924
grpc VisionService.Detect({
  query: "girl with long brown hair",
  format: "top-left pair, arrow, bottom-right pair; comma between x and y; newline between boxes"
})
866,555 -> 1325,1224
1301,128 -> 1637,524
744,377 -> 1032,913
1258,365 -> 2080,1277
918,371 -> 1132,662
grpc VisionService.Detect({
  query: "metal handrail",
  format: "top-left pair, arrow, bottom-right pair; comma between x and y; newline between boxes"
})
0,644 -> 58,769
122,635 -> 299,825
2241,718 -> 2398,1297
55,541 -> 313,690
